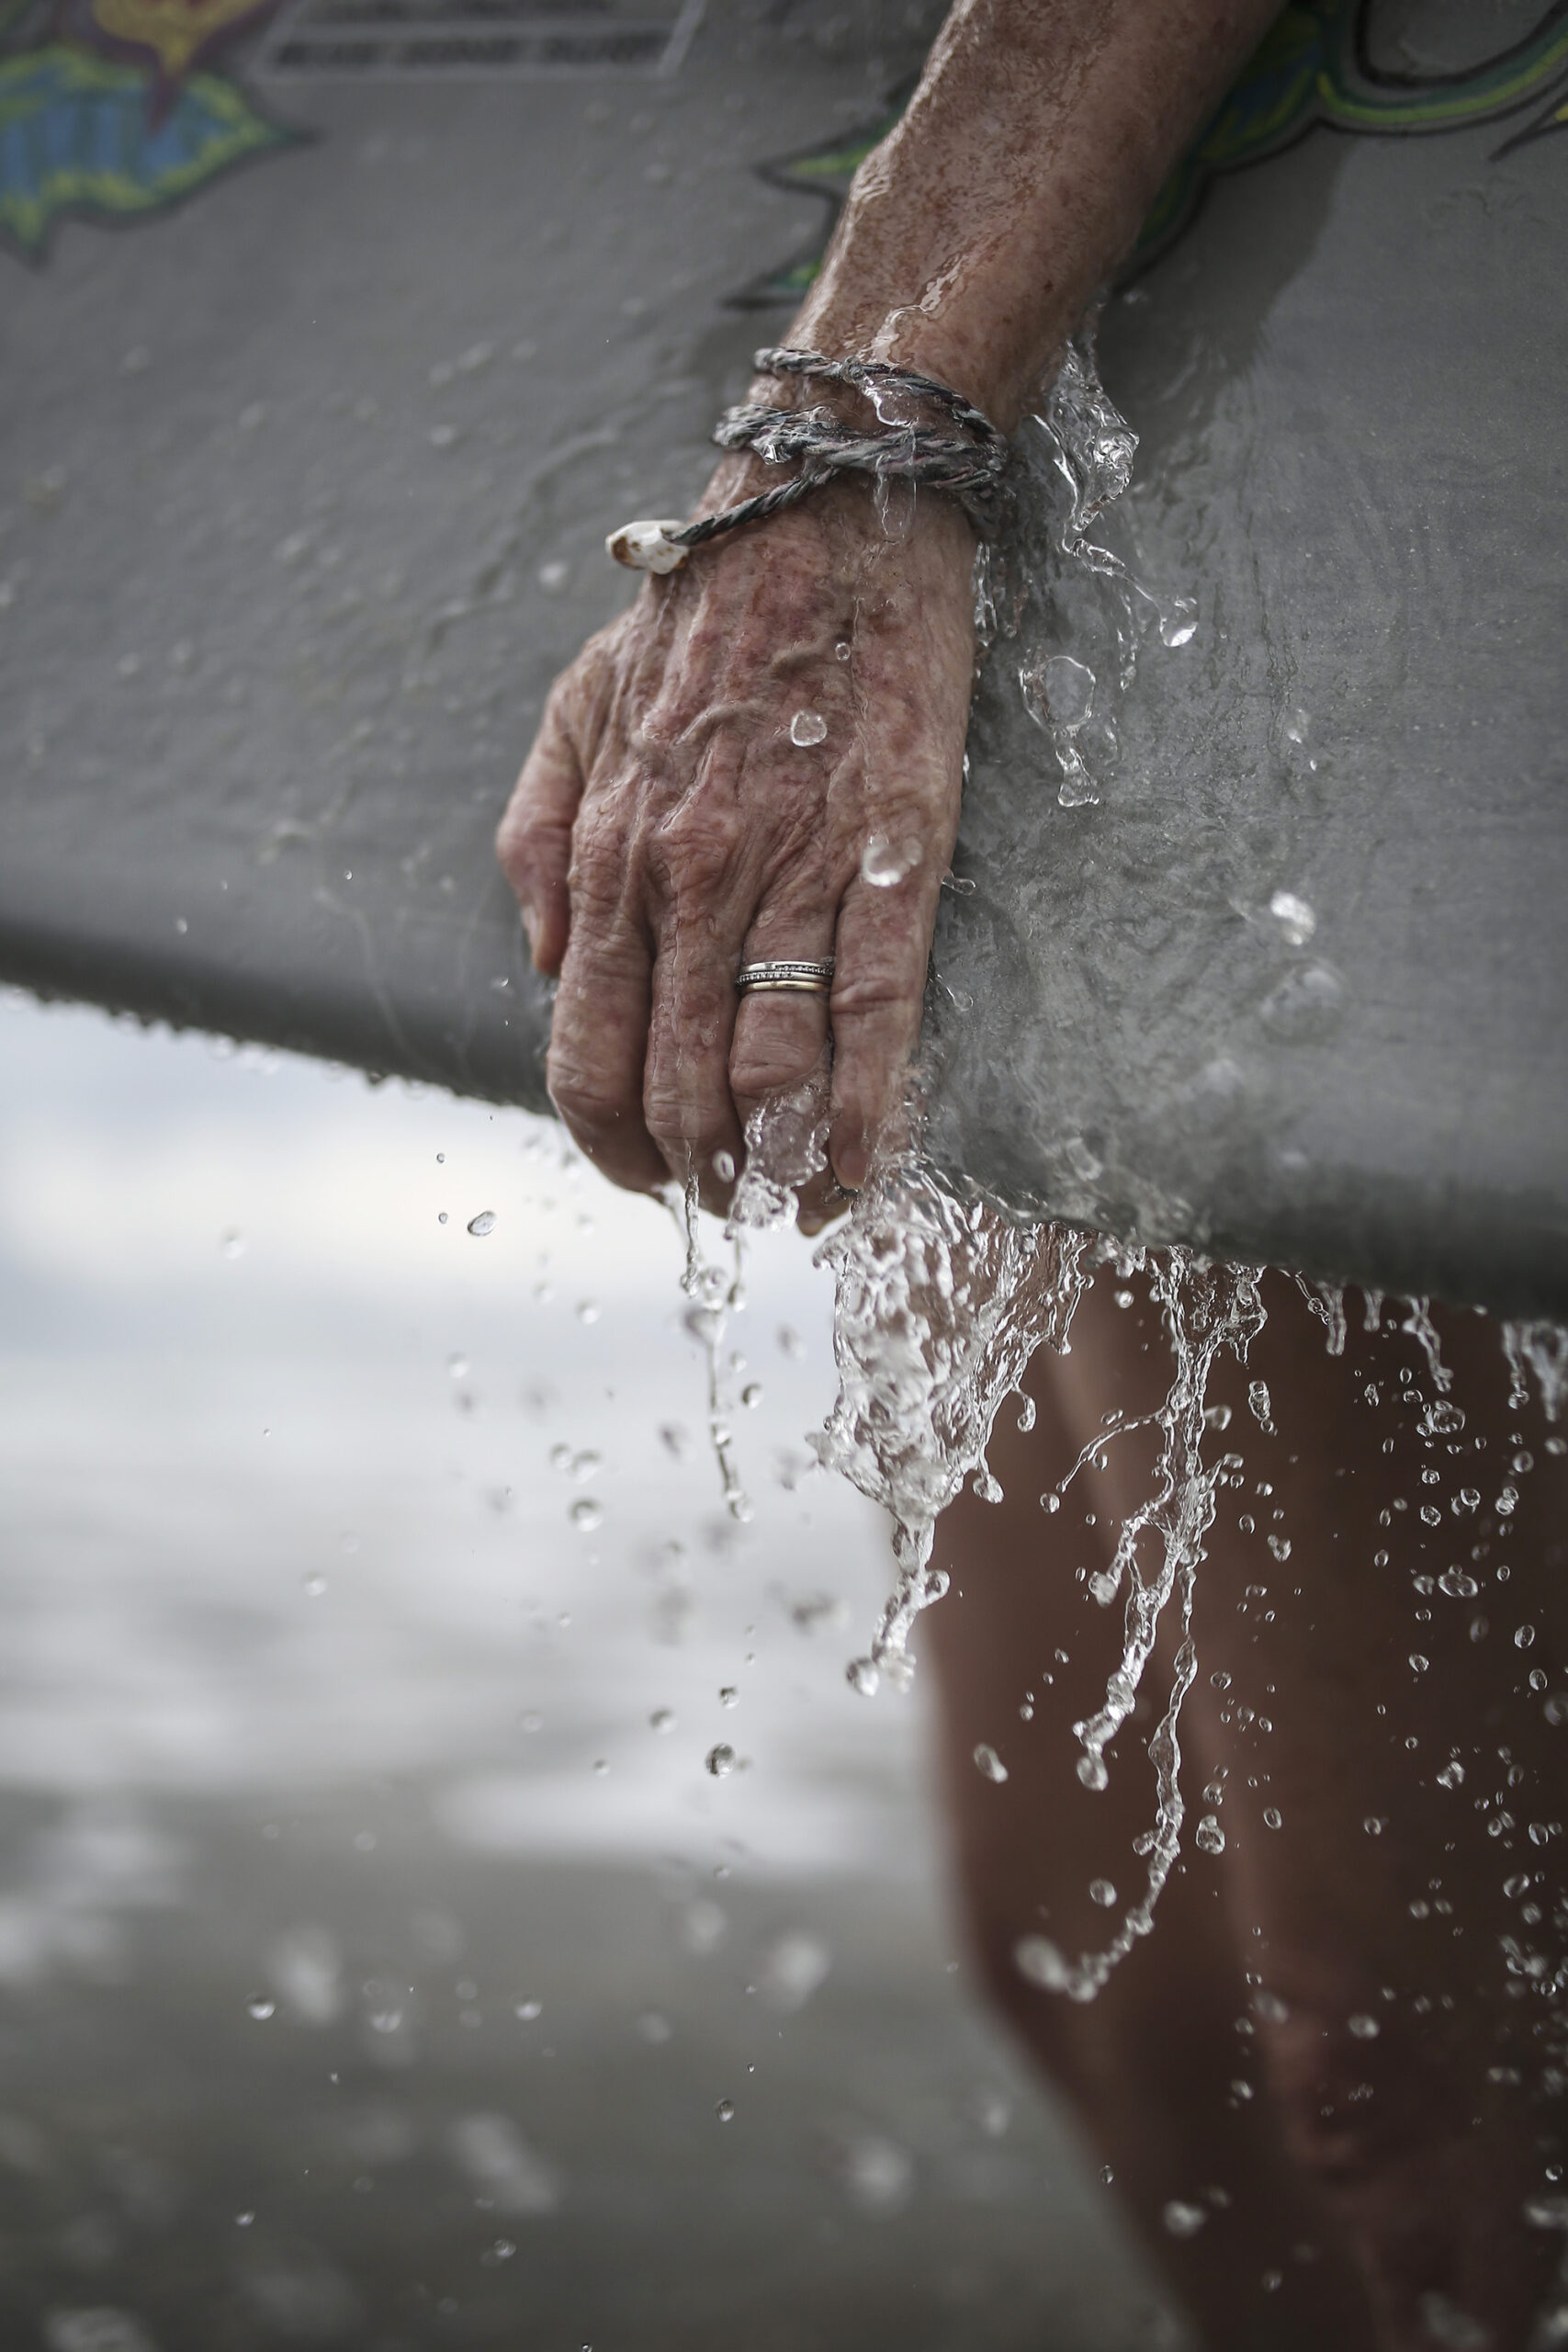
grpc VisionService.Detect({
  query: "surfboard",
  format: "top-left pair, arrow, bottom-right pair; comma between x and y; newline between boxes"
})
1,0 -> 1564,1314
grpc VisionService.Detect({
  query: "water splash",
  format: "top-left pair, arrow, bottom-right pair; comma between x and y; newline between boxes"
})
1503,1320 -> 1568,1421
672,1179 -> 752,1524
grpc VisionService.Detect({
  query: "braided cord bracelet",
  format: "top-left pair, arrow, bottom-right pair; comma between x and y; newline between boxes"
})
606,345 -> 1011,575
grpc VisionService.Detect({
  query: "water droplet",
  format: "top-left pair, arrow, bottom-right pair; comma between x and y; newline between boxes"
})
1438,1759 -> 1464,1789
789,709 -> 827,747
569,1498 -> 604,1532
1348,2013 -> 1380,2040
649,1709 -> 675,1734
1040,1491 -> 1061,1513
1258,962 -> 1345,1042
972,1744 -> 1009,1783
1196,1815 -> 1226,1855
576,1300 -> 601,1325
741,1383 -> 762,1408
1516,1623 -> 1537,1649
1041,653 -> 1096,729
715,2098 -> 736,2122
1545,1696 -> 1568,1726
1268,890 -> 1316,946
777,1325 -> 805,1359
846,1657 -> 880,1698
1438,1567 -> 1479,1598
467,1210 -> 496,1238
514,1998 -> 542,2020
1247,1381 -> 1274,1432
1089,1878 -> 1116,1907
712,1148 -> 736,1182
705,1744 -> 737,1778
1410,1654 -> 1431,1675
1263,1807 -> 1282,1829
1267,1534 -> 1292,1562
1364,1815 -> 1388,1836
246,1995 -> 276,2021
860,831 -> 922,888
1163,2199 -> 1207,2238
718,1686 -> 739,1709
1158,599 -> 1198,649
1077,1755 -> 1109,1792
303,1572 -> 327,1599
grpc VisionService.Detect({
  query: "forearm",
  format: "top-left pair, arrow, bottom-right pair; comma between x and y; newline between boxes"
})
789,0 -> 1283,429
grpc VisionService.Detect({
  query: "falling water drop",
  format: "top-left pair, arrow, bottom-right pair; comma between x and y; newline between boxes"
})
467,1210 -> 497,1238
789,710 -> 827,747
1162,2200 -> 1207,2238
973,1744 -> 1009,1783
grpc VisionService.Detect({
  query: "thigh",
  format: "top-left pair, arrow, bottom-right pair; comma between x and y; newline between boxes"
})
923,1251 -> 1568,2347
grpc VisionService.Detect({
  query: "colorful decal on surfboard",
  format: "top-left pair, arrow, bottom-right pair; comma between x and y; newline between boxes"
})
734,0 -> 1568,305
0,0 -> 296,262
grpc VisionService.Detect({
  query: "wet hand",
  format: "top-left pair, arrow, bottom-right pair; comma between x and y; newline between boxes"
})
497,472 -> 976,1216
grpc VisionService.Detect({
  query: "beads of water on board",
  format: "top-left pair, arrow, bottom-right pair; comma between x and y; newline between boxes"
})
861,831 -> 922,888
1162,2200 -> 1207,2238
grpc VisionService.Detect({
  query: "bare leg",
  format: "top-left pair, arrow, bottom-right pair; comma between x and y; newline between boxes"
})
925,1263 -> 1568,2350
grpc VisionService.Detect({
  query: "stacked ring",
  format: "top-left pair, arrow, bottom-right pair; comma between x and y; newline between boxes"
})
736,958 -> 834,996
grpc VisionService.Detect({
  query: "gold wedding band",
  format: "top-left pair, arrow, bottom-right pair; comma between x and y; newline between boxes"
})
735,957 -> 834,996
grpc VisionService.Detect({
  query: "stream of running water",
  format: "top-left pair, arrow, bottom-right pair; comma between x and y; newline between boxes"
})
684,333 -> 1568,2007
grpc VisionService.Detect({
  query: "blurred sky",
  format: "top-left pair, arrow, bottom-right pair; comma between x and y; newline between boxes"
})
0,987 -> 933,1882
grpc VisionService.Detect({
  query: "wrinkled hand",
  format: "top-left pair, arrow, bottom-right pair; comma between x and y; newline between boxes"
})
496,469 -> 976,1218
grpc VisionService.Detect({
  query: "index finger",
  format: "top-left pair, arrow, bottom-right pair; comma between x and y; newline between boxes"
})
496,689 -> 584,976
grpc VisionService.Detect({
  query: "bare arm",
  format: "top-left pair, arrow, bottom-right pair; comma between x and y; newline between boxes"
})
498,0 -> 1282,1212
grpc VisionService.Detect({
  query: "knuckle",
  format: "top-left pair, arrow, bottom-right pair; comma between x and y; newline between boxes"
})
730,1035 -> 819,1106
496,809 -> 560,886
547,1050 -> 636,1138
642,1080 -> 722,1162
650,801 -> 744,903
831,966 -> 916,1021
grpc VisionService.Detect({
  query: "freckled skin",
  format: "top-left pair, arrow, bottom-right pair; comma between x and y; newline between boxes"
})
497,0 -> 1283,1208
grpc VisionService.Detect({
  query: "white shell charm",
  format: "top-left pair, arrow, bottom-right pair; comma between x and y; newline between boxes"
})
605,518 -> 690,574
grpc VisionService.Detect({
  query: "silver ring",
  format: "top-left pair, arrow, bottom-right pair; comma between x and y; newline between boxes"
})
736,957 -> 834,996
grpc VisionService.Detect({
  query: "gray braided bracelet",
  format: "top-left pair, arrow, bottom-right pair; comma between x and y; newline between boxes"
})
606,345 -> 1011,575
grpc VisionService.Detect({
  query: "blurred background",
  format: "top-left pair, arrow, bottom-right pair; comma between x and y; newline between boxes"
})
0,989 -> 1183,2351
